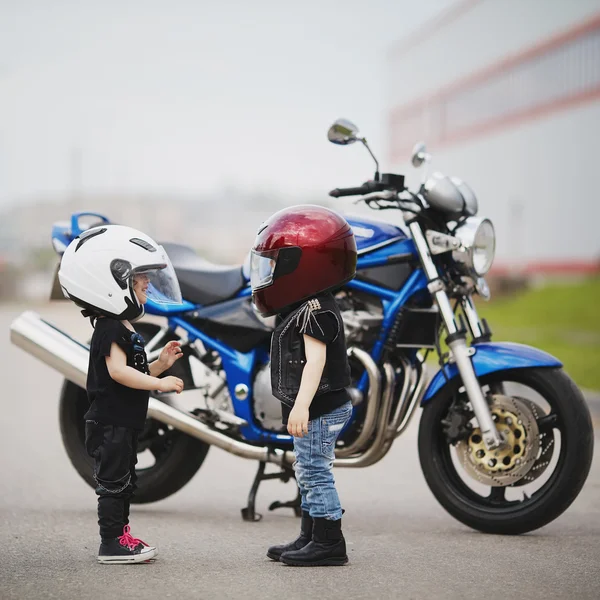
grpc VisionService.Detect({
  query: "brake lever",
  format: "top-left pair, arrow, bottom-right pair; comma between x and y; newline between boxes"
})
401,190 -> 425,208
362,190 -> 396,202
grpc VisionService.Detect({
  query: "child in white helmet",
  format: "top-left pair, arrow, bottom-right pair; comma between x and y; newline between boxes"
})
59,224 -> 185,564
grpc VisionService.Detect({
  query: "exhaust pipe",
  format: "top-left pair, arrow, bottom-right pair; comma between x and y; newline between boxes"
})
10,311 -> 384,469
336,347 -> 382,458
145,399 -> 294,465
336,363 -> 395,467
10,311 -> 294,466
10,311 -> 89,389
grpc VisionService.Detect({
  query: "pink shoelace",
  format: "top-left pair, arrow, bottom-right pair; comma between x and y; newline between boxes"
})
118,525 -> 148,550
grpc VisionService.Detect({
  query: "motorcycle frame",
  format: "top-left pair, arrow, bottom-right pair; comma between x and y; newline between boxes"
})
50,211 -> 563,452
143,235 -> 430,447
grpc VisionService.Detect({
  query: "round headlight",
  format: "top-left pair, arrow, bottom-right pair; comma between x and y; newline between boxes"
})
452,217 -> 496,276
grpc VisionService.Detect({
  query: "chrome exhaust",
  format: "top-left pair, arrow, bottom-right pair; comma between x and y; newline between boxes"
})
336,362 -> 395,467
337,359 -> 427,468
10,311 -> 89,389
9,311 -> 387,470
145,398 -> 294,466
9,311 -> 295,466
391,359 -> 427,439
335,346 -> 382,458
386,356 -> 413,438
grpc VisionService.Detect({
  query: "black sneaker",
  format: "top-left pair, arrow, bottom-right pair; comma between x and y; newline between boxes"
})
97,526 -> 157,564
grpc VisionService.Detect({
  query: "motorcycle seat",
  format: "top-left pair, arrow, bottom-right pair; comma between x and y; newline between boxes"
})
161,243 -> 246,306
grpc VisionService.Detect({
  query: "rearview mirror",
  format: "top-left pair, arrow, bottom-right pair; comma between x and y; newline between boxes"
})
411,142 -> 429,167
327,119 -> 360,145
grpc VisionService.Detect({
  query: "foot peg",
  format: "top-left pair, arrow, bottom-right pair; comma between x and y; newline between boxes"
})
268,495 -> 301,517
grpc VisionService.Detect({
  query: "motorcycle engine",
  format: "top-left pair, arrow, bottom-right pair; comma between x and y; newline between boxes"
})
253,362 -> 286,432
186,351 -> 240,427
336,291 -> 383,349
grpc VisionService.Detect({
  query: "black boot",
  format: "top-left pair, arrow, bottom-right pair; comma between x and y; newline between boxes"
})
267,511 -> 313,561
280,516 -> 348,566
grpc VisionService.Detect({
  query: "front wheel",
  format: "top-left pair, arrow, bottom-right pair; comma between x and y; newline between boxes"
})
418,368 -> 594,534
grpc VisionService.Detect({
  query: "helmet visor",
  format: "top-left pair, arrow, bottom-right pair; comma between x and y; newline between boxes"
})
133,251 -> 182,305
250,249 -> 279,291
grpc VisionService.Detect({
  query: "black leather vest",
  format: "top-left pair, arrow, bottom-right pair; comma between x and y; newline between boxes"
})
270,293 -> 351,408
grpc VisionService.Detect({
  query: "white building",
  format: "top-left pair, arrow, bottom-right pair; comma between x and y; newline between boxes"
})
387,0 -> 600,275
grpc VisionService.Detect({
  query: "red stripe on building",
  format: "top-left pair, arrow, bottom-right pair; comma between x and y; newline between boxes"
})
389,12 -> 600,161
439,87 -> 600,151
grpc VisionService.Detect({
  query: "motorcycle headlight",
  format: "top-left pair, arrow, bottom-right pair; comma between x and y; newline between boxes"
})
452,217 -> 496,276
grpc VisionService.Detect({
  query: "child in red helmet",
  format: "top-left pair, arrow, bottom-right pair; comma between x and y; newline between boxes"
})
251,204 -> 357,567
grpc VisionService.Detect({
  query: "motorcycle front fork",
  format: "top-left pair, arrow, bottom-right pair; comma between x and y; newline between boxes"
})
409,221 -> 503,450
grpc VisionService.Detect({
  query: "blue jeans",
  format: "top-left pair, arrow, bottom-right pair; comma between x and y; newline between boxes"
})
293,401 -> 353,521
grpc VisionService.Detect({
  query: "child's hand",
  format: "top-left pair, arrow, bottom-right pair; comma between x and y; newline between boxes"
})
287,404 -> 309,438
158,341 -> 184,370
158,376 -> 184,394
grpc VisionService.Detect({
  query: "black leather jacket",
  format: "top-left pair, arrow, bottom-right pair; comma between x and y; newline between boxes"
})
270,294 -> 351,408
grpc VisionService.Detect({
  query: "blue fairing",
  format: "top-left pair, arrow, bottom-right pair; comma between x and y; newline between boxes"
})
51,212 -> 112,255
346,215 -> 411,255
423,342 -> 563,402
168,316 -> 293,444
50,210 -> 568,449
356,238 -> 417,269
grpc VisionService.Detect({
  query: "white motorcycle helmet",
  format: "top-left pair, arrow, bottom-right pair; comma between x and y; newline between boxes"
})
58,224 -> 182,321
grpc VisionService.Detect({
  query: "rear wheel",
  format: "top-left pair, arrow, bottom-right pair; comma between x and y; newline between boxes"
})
59,321 -> 210,503
418,368 -> 594,534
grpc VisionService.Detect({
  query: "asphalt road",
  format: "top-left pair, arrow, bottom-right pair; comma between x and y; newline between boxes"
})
1,303 -> 599,600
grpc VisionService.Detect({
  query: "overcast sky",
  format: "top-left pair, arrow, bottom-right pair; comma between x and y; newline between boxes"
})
0,0 -> 454,207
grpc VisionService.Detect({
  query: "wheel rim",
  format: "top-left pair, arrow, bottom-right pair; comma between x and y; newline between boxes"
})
455,395 -> 542,486
435,374 -> 567,513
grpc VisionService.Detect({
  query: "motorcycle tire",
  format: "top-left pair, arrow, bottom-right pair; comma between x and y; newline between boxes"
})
418,367 -> 594,534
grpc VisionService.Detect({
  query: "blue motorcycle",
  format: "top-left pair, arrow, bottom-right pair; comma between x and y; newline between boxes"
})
11,118 -> 593,533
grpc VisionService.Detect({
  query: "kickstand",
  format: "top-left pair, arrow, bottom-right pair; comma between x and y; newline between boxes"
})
241,461 -> 302,522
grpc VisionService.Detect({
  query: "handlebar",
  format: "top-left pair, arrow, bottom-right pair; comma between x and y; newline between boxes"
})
328,173 -> 406,198
328,185 -> 373,198
328,185 -> 425,218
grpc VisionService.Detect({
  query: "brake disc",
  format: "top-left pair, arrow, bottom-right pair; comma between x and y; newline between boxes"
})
456,395 -> 540,487
510,397 -> 555,487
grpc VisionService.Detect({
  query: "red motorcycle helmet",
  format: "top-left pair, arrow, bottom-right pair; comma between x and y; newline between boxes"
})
251,204 -> 357,316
